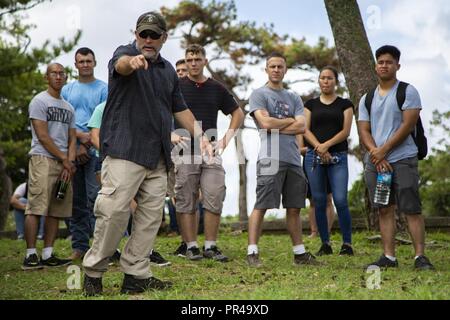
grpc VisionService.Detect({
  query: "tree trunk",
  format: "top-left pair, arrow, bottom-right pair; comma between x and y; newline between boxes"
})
0,147 -> 12,231
324,0 -> 380,231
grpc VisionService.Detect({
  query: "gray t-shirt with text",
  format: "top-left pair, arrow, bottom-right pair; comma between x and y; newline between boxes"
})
29,91 -> 76,159
249,86 -> 304,166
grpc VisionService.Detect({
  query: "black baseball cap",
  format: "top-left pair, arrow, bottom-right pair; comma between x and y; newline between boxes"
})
136,11 -> 167,34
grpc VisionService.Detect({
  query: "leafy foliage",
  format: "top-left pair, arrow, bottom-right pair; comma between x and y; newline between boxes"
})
0,1 -> 80,186
161,0 -> 339,103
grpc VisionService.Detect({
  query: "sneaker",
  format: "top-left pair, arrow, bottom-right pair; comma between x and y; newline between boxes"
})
316,243 -> 333,256
294,252 -> 320,266
22,253 -> 43,270
366,254 -> 398,269
83,274 -> 103,296
186,246 -> 203,261
414,255 -> 435,271
203,246 -> 229,262
339,244 -> 354,256
120,274 -> 172,294
246,253 -> 262,267
173,242 -> 187,257
108,249 -> 121,266
41,254 -> 72,267
37,234 -> 44,240
149,250 -> 171,267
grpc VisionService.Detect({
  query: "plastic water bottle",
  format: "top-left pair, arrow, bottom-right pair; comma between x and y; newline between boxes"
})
373,171 -> 392,205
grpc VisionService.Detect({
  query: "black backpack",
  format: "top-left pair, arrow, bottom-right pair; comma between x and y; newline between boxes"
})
364,81 -> 428,160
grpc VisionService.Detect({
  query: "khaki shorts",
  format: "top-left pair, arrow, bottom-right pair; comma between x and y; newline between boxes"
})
174,156 -> 226,214
25,155 -> 73,218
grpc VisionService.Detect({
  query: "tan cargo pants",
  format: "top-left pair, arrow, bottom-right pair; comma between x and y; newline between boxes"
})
83,156 -> 167,279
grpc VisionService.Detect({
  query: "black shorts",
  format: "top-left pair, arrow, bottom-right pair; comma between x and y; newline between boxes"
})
364,154 -> 421,214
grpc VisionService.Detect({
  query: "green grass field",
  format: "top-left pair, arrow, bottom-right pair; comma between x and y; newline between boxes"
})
1,229 -> 449,300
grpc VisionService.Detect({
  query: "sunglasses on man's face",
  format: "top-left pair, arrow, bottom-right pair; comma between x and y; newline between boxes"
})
138,30 -> 162,40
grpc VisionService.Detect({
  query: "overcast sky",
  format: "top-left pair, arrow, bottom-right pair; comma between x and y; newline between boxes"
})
23,0 -> 450,216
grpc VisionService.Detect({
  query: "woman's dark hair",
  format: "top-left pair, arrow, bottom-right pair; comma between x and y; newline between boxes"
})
319,66 -> 339,83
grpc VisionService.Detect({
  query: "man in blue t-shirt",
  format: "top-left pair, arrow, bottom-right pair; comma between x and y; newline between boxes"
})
358,45 -> 434,270
62,47 -> 108,261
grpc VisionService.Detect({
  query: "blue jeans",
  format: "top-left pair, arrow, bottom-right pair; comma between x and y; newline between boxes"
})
14,197 -> 44,239
304,150 -> 352,244
70,150 -> 100,253
167,198 -> 178,233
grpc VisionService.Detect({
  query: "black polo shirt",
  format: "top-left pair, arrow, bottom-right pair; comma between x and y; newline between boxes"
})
100,41 -> 188,169
176,77 -> 238,140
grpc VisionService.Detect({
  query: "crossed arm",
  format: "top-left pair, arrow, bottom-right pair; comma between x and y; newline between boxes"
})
253,109 -> 305,135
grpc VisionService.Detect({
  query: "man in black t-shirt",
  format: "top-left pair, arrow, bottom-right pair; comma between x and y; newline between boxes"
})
82,12 -> 212,296
173,44 -> 244,262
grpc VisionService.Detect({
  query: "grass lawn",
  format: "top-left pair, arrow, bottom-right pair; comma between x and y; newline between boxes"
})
0,228 -> 449,300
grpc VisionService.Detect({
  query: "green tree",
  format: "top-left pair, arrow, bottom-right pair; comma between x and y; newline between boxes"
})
419,110 -> 450,216
0,0 -> 80,230
161,0 -> 338,220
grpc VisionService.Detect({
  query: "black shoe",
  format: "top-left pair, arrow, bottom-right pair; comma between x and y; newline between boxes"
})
186,246 -> 203,260
173,242 -> 187,257
366,254 -> 398,269
120,274 -> 172,294
22,253 -> 43,270
203,246 -> 229,262
339,244 -> 354,256
149,250 -> 171,266
108,249 -> 121,266
83,274 -> 103,296
316,243 -> 333,256
294,252 -> 321,266
414,255 -> 435,270
41,254 -> 72,267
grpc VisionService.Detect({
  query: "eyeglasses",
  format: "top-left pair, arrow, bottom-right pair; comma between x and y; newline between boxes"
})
138,30 -> 162,40
48,71 -> 66,78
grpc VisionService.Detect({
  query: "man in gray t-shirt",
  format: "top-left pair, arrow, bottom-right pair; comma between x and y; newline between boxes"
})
22,63 -> 77,271
246,53 -> 318,268
358,45 -> 434,271
29,91 -> 76,158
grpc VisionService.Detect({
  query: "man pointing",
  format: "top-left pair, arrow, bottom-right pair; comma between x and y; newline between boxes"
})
82,11 -> 211,296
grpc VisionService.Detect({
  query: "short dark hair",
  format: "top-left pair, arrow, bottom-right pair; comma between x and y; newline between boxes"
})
175,59 -> 186,66
186,44 -> 206,57
376,45 -> 401,62
266,52 -> 286,64
75,47 -> 96,60
320,66 -> 339,82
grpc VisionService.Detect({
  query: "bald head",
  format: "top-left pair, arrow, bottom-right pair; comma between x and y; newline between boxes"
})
45,63 -> 67,94
46,62 -> 65,75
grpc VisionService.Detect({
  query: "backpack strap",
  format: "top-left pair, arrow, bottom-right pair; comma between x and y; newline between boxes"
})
364,87 -> 377,116
396,81 -> 409,110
